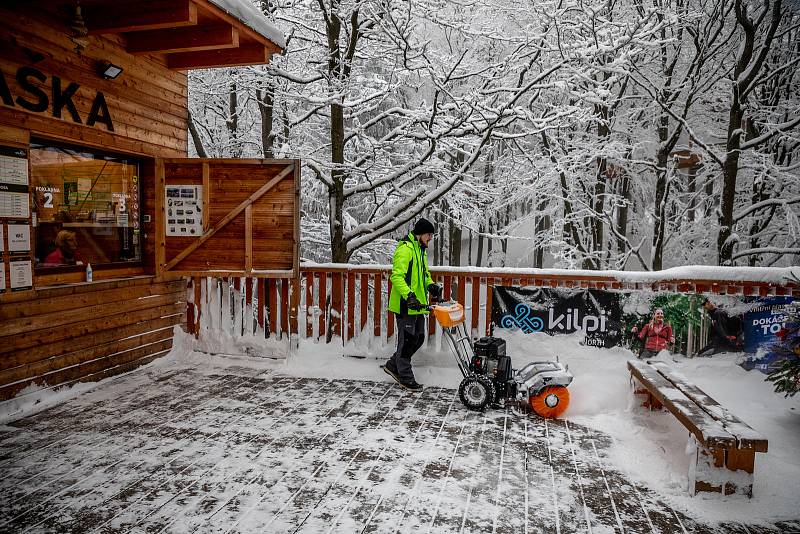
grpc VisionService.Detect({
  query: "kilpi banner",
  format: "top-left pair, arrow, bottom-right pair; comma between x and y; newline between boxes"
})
491,286 -> 624,348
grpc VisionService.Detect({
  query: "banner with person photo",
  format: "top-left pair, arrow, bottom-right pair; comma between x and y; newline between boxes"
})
491,286 -> 704,355
739,296 -> 797,374
492,286 -> 796,361
491,286 -> 625,348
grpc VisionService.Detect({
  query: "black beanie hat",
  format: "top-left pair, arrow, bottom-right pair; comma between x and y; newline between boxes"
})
413,217 -> 435,235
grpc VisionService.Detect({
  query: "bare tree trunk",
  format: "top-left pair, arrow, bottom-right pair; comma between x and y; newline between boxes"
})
256,81 -> 275,158
330,99 -> 347,262
450,218 -> 462,267
476,223 -> 485,267
534,201 -> 549,268
687,165 -> 696,223
593,107 -> 609,268
227,76 -> 240,157
718,0 -> 783,265
652,149 -> 670,271
467,228 -> 473,265
615,172 -> 630,258
188,111 -> 208,158
487,218 -> 494,265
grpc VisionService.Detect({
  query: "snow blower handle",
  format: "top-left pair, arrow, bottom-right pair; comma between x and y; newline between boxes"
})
427,283 -> 443,303
406,292 -> 426,311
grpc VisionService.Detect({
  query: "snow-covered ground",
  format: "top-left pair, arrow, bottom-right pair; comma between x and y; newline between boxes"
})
2,327 -> 799,529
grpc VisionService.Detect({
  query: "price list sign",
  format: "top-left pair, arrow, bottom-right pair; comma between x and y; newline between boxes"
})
0,146 -> 30,219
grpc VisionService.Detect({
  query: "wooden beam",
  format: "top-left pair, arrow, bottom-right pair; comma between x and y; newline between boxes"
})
167,44 -> 270,70
164,165 -> 294,271
86,1 -> 198,34
245,205 -> 253,273
126,25 -> 238,55
155,158 -> 166,275
202,162 -> 210,231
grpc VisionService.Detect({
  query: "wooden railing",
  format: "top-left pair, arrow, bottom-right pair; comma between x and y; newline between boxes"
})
185,265 -> 799,344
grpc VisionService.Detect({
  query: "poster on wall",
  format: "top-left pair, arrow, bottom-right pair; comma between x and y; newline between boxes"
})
0,146 -> 28,185
0,185 -> 29,218
492,286 -> 624,348
0,145 -> 30,219
9,259 -> 32,291
165,185 -> 203,237
6,223 -> 30,254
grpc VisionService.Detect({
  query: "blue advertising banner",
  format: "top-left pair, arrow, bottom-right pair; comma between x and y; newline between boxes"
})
743,297 -> 795,353
740,297 -> 797,374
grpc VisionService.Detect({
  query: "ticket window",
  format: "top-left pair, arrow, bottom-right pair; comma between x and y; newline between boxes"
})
30,141 -> 142,270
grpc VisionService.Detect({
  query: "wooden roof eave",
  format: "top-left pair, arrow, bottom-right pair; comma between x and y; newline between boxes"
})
81,0 -> 284,70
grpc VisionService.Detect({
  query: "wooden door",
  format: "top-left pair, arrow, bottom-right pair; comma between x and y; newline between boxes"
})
155,159 -> 299,277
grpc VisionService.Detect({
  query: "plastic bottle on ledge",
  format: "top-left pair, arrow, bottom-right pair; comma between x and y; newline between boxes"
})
86,263 -> 93,283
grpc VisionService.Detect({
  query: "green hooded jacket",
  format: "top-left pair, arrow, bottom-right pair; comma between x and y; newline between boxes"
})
388,233 -> 435,316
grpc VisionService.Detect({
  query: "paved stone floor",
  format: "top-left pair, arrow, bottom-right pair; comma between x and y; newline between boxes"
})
1,364 -> 798,533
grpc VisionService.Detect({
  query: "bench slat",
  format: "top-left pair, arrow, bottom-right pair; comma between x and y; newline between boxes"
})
628,360 -> 737,450
650,362 -> 768,452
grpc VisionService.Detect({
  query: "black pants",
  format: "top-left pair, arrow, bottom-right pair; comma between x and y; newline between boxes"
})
639,348 -> 661,360
697,336 -> 738,357
388,314 -> 426,382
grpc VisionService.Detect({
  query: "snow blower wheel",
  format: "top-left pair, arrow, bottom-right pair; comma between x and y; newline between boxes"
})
530,385 -> 570,418
458,375 -> 495,411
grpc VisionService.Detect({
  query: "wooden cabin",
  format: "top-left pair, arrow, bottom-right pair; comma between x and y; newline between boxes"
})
0,0 -> 298,400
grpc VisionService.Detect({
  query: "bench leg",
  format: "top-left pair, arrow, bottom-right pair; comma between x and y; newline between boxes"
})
724,449 -> 755,497
631,378 -> 663,411
690,445 -> 725,495
689,443 -> 755,497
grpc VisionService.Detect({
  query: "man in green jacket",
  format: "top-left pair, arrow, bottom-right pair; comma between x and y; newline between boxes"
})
382,218 -> 442,391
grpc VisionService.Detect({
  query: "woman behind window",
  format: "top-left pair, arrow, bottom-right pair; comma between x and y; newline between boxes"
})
43,230 -> 84,266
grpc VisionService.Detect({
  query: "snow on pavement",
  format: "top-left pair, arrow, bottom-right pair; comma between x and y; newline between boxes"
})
1,327 -> 799,532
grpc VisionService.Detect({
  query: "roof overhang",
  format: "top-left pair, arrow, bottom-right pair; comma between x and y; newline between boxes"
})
76,0 -> 285,69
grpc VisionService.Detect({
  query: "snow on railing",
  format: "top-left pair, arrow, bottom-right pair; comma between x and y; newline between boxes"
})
184,264 -> 799,347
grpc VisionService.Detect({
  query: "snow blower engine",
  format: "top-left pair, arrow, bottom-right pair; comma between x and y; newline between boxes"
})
430,301 -> 573,417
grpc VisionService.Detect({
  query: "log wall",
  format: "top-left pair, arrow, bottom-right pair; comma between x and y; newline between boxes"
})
0,276 -> 185,400
0,3 -> 190,401
0,3 -> 188,158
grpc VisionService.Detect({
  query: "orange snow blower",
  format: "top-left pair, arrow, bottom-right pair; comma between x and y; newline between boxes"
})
430,301 -> 572,417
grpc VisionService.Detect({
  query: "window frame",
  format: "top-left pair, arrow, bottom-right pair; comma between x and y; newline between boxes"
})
30,139 -> 145,274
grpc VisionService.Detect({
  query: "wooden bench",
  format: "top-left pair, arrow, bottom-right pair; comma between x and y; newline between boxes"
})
627,360 -> 768,497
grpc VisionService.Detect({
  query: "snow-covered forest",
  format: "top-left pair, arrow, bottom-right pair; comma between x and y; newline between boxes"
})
188,0 -> 800,270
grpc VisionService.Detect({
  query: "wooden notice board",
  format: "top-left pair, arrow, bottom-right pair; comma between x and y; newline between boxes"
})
156,159 -> 299,277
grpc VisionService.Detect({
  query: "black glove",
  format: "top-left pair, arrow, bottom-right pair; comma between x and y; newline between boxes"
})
427,283 -> 443,301
405,292 -> 423,310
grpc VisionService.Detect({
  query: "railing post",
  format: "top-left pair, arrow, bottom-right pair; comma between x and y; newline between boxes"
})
346,272 -> 355,342
257,277 -> 265,333
471,276 -> 481,338
331,272 -> 344,341
268,278 -> 278,338
304,272 -> 313,339
360,273 -> 369,336
193,276 -> 202,337
485,277 -> 495,336
289,276 -> 300,348
373,272 -> 382,341
319,272 -> 328,342
281,277 -> 290,339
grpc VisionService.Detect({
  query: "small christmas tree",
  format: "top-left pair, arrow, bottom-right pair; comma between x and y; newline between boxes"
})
766,306 -> 800,397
